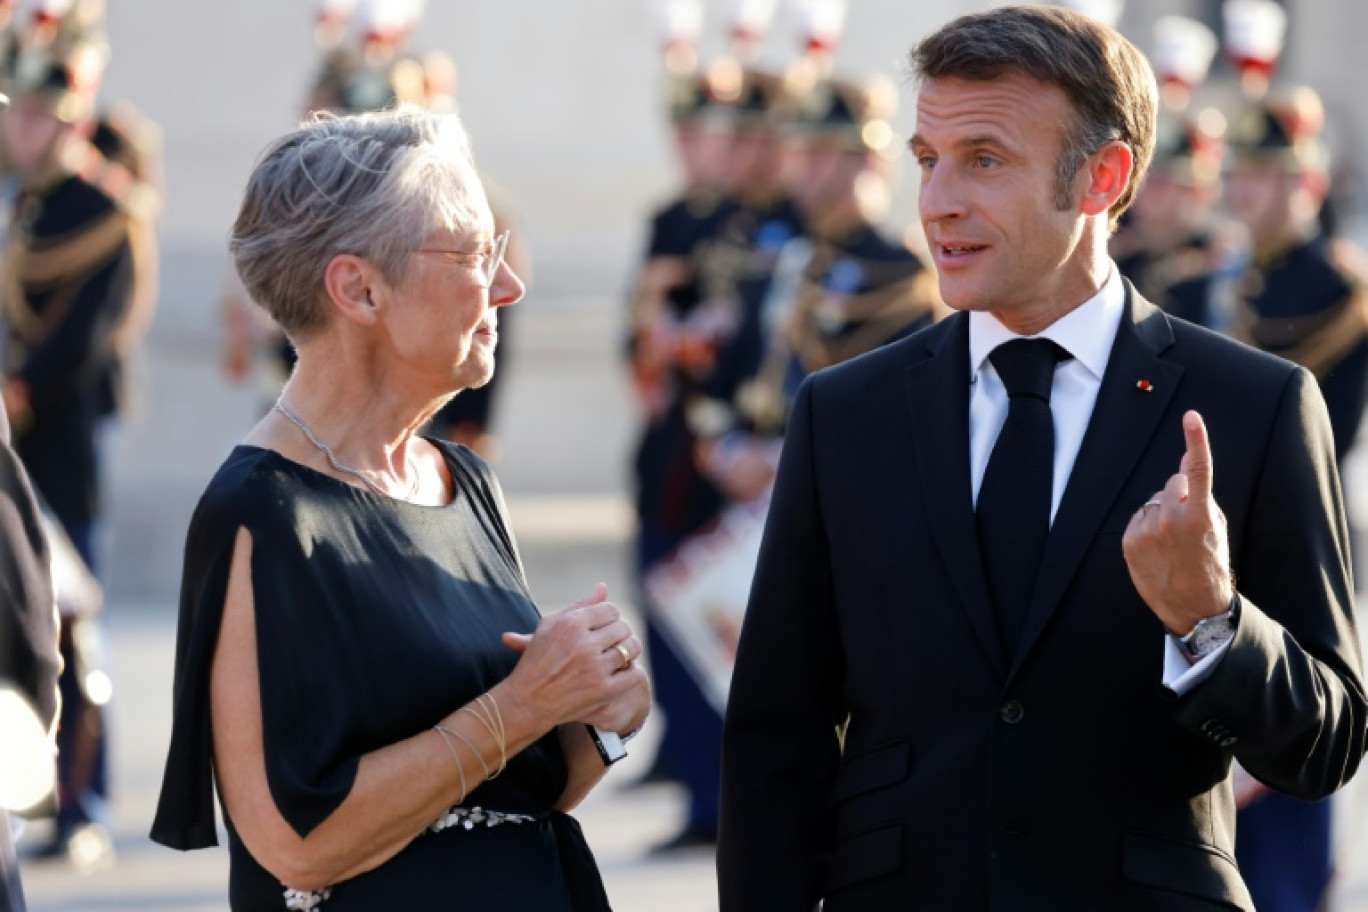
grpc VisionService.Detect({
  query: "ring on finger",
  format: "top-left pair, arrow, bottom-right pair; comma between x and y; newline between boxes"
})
613,642 -> 633,672
1142,499 -> 1162,510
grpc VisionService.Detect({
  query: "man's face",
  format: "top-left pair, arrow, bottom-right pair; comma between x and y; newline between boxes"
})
1224,160 -> 1305,246
674,121 -> 725,187
792,139 -> 865,213
728,127 -> 787,195
1130,171 -> 1217,239
911,74 -> 1096,320
1,98 -> 66,172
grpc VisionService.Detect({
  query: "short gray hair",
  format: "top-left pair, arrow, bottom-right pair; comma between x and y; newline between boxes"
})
231,105 -> 480,338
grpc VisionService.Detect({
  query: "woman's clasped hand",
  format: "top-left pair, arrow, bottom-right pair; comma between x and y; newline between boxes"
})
500,583 -> 651,738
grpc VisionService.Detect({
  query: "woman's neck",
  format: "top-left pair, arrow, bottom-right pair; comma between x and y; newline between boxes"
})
255,333 -> 451,487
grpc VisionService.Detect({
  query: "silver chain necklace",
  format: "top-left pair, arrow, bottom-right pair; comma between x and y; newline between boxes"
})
273,399 -> 417,500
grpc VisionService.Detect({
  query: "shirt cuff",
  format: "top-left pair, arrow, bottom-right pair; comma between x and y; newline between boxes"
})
1162,633 -> 1234,695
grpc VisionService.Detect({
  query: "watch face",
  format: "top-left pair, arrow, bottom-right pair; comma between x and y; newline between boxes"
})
1187,616 -> 1235,658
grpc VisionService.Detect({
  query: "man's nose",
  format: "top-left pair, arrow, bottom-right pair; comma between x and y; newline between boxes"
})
919,164 -> 966,223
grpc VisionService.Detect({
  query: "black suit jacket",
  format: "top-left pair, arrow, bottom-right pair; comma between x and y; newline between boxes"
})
718,287 -> 1366,911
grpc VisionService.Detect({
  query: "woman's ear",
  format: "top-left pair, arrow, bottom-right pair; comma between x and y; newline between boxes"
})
323,254 -> 382,326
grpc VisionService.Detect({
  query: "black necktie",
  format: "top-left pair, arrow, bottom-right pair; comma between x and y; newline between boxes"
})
976,338 -> 1072,652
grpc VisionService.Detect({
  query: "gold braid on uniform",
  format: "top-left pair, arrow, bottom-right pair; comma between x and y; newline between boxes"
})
1232,249 -> 1368,381
1,208 -> 131,350
788,267 -> 938,373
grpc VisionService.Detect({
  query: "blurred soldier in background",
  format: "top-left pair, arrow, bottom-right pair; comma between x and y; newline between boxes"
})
1113,109 -> 1230,313
627,0 -> 814,851
644,72 -> 936,854
695,74 -> 937,502
623,0 -> 732,796
683,63 -> 807,456
1223,88 -> 1362,912
1164,87 -> 1362,912
0,0 -> 158,870
1112,16 -> 1232,310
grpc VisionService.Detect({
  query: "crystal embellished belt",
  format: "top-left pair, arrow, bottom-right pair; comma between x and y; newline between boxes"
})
282,805 -> 540,910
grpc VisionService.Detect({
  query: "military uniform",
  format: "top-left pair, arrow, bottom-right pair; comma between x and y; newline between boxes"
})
737,222 -> 936,440
629,185 -> 734,555
1113,109 -> 1229,309
0,11 -> 143,864
622,65 -> 740,822
627,62 -> 809,847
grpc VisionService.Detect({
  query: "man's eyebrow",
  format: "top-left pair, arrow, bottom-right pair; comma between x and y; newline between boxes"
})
907,133 -> 1011,152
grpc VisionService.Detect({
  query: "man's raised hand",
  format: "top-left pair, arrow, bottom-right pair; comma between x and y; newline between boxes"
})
1122,410 -> 1234,636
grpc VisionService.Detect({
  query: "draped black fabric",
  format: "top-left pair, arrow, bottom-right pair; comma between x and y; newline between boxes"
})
976,339 -> 1071,651
151,441 -> 611,910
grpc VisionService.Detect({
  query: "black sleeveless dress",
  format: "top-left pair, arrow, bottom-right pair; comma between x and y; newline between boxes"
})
150,441 -> 612,910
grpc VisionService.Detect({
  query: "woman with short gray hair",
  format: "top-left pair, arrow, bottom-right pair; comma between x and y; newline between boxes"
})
150,106 -> 648,910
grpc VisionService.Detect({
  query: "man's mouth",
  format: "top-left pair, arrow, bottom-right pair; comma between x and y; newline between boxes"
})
939,244 -> 987,258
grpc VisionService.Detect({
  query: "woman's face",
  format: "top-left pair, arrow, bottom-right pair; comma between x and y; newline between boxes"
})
382,200 -> 525,395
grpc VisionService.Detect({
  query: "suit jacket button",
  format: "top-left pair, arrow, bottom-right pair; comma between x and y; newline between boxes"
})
1000,700 -> 1025,724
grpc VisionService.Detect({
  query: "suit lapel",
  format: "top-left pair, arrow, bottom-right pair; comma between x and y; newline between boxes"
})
1007,286 -> 1183,681
905,314 -> 1006,676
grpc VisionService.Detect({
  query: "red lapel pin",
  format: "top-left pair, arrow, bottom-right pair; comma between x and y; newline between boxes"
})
1135,379 -> 1154,392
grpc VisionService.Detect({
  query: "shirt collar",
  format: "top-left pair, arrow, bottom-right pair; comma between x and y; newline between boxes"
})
969,264 -> 1126,382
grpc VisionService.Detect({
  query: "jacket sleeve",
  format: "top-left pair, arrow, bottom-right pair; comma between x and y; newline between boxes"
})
718,377 -> 846,911
0,438 -> 59,729
1174,366 -> 1367,798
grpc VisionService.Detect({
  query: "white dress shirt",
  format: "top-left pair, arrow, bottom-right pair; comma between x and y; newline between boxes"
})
966,265 -> 1227,693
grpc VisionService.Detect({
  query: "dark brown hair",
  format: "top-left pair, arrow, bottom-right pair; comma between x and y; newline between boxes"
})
909,5 -> 1157,225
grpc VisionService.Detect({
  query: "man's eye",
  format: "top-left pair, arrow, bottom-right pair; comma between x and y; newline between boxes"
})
974,155 -> 997,169
916,155 -> 936,171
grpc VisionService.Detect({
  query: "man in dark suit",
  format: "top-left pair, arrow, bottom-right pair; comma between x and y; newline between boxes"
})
717,7 -> 1367,911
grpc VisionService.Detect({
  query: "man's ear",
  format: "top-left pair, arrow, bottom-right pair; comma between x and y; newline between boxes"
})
323,254 -> 382,327
1079,141 -> 1135,218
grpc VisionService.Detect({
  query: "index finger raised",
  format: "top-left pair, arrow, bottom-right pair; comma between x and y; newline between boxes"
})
1181,410 -> 1213,499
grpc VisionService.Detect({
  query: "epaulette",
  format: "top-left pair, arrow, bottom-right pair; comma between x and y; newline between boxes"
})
1234,239 -> 1368,379
67,136 -> 157,222
95,102 -> 162,172
1330,237 -> 1368,291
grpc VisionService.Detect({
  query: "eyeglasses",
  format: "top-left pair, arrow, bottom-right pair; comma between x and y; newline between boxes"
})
417,229 -> 510,285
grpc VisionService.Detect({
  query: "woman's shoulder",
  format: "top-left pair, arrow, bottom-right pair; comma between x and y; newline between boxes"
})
187,446 -> 300,543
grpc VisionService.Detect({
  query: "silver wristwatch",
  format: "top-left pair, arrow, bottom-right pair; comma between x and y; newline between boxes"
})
1178,601 -> 1238,660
